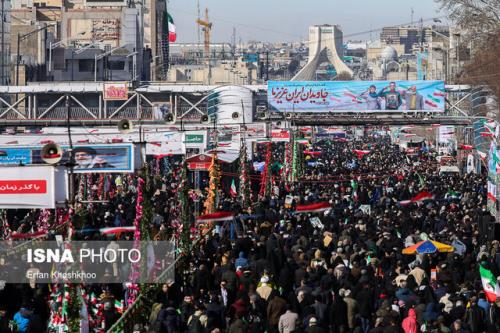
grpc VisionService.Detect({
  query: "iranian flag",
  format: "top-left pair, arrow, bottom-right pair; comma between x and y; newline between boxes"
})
399,191 -> 434,205
480,263 -> 500,302
100,226 -> 136,235
483,120 -> 497,137
478,151 -> 487,161
167,13 -> 177,42
458,144 -> 473,150
296,202 -> 330,213
115,300 -> 124,313
351,179 -> 358,201
488,181 -> 497,202
196,211 -> 234,223
353,149 -> 371,158
295,139 -> 309,145
481,131 -> 495,137
230,179 -> 237,197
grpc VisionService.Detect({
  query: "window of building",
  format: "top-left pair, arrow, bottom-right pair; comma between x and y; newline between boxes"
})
78,59 -> 95,72
107,60 -> 125,71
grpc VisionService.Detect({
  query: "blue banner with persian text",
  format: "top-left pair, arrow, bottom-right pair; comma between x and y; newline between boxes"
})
268,80 -> 445,112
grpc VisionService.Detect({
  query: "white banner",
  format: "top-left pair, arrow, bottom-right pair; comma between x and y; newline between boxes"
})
438,126 -> 455,143
466,154 -> 475,174
0,166 -> 55,208
145,132 -> 184,156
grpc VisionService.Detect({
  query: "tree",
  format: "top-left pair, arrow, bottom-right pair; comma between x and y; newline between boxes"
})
436,0 -> 500,102
462,30 -> 500,102
435,0 -> 499,38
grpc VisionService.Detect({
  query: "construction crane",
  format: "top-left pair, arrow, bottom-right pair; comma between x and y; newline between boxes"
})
196,8 -> 212,59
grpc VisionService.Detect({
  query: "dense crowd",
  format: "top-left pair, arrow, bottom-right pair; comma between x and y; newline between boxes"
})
0,131 -> 498,333
149,134 -> 496,333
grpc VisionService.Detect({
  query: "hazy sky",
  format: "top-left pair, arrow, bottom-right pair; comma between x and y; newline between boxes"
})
169,0 -> 445,44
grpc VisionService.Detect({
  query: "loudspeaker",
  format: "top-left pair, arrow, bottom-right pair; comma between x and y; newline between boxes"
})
256,105 -> 268,120
165,112 -> 176,124
41,143 -> 62,165
117,119 -> 133,134
201,114 -> 211,124
232,112 -> 240,120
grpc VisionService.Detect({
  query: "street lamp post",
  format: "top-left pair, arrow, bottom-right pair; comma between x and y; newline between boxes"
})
429,29 -> 458,83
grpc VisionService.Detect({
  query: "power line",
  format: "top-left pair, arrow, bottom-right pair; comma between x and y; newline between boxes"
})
170,5 -> 447,44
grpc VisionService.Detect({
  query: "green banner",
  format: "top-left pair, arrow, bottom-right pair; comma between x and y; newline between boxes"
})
184,134 -> 204,144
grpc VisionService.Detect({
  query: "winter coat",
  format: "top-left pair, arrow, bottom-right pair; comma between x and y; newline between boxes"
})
235,252 -> 249,269
465,304 -> 485,333
401,308 -> 418,333
344,296 -> 359,329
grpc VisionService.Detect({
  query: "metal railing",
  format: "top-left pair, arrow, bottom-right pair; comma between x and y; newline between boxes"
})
29,107 -> 154,120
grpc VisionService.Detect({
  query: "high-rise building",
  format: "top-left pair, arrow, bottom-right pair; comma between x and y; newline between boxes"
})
0,0 -> 10,85
380,26 -> 432,54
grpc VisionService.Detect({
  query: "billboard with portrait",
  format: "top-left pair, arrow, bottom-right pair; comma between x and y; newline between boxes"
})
0,144 -> 134,173
268,80 -> 445,112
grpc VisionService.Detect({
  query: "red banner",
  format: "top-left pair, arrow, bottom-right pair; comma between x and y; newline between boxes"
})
103,83 -> 128,101
188,162 -> 212,171
271,129 -> 291,142
0,180 -> 47,194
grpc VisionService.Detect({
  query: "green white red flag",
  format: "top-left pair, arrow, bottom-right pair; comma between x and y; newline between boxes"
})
167,13 -> 176,42
230,179 -> 237,197
480,263 -> 500,302
488,180 -> 497,202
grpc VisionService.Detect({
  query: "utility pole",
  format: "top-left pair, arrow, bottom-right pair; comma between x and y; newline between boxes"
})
162,0 -> 170,80
197,0 -> 201,47
15,32 -> 20,86
232,27 -> 236,56
265,51 -> 269,81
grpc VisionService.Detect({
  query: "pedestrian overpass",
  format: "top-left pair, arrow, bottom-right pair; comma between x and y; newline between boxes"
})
0,82 -> 486,127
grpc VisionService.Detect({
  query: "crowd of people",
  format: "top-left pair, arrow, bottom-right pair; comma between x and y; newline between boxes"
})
150,133 -> 497,333
0,130 -> 498,333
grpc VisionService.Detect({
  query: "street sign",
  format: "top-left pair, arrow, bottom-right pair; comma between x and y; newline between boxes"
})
184,134 -> 204,144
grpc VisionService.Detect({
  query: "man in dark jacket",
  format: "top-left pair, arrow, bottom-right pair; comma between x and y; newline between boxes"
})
157,306 -> 182,333
328,292 -> 348,333
464,296 -> 485,333
357,283 -> 375,333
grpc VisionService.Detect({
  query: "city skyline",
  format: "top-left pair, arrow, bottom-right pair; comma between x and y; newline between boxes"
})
170,0 -> 445,44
